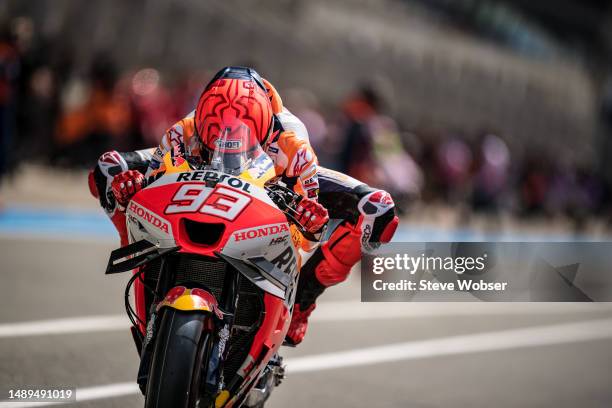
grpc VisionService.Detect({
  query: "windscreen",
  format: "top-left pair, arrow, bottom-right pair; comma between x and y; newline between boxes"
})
209,119 -> 266,176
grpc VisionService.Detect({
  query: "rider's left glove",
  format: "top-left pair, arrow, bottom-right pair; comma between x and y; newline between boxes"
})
295,198 -> 329,234
111,170 -> 145,208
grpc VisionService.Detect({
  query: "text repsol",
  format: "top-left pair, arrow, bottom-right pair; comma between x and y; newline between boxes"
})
272,246 -> 297,276
177,171 -> 251,193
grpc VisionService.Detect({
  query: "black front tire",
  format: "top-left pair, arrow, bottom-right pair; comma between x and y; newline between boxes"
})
145,309 -> 211,408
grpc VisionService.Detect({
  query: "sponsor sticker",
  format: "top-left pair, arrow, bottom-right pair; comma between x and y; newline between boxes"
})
269,235 -> 289,246
176,171 -> 252,193
233,223 -> 290,242
128,201 -> 171,234
292,147 -> 313,175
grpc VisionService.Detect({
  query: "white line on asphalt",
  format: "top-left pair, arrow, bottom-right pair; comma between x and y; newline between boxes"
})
288,317 -> 612,373
0,383 -> 140,407
2,318 -> 611,407
0,315 -> 128,338
0,232 -> 116,245
2,302 -> 612,338
312,301 -> 612,321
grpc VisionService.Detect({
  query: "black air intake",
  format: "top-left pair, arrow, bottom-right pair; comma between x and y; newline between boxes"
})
183,220 -> 225,246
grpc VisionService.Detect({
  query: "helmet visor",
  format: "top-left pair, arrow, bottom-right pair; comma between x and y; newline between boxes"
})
209,119 -> 262,175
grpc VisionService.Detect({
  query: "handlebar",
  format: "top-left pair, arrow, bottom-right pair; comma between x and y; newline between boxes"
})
264,182 -> 324,242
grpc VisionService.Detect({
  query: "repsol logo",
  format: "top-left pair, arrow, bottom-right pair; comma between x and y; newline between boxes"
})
271,246 -> 297,276
176,171 -> 251,193
129,202 -> 170,233
234,224 -> 289,242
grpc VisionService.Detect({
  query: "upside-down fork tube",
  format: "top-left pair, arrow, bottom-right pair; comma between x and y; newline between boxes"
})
212,264 -> 241,402
134,275 -> 147,335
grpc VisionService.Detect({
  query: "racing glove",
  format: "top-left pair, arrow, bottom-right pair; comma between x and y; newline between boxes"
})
295,198 -> 329,234
111,170 -> 145,208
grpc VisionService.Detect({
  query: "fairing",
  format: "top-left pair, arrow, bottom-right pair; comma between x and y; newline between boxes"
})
122,135 -> 300,406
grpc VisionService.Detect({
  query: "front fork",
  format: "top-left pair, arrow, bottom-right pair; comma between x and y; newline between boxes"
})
135,256 -> 241,397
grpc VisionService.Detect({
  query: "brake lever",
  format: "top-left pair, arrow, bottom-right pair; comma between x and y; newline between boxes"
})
265,184 -> 322,242
282,207 -> 322,243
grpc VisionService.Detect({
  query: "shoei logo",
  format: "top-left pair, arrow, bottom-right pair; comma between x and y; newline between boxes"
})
215,138 -> 242,150
129,201 -> 170,233
234,223 -> 289,242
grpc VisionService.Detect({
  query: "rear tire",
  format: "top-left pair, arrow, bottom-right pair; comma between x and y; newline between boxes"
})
145,309 -> 211,408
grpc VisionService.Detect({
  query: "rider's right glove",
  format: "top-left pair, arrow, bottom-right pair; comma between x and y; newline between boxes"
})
295,198 -> 329,234
111,170 -> 145,208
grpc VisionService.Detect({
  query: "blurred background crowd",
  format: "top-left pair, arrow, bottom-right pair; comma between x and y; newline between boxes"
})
2,0 -> 612,233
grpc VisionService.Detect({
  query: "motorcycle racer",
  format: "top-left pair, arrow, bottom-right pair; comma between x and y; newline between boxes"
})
89,66 -> 399,345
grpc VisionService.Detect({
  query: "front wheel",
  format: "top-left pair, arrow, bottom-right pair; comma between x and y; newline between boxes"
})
145,309 -> 212,408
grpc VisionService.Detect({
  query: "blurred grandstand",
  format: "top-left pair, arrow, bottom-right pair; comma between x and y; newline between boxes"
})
2,0 -> 612,234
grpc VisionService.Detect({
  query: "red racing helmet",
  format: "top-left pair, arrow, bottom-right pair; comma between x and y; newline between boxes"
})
194,67 -> 274,156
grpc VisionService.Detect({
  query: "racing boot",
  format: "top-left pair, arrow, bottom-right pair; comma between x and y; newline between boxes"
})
244,354 -> 285,408
284,221 -> 363,345
284,303 -> 316,346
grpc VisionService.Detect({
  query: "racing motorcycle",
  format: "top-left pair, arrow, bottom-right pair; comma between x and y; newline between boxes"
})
105,123 -> 322,408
